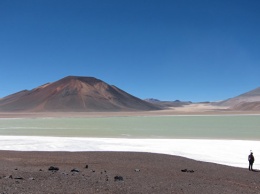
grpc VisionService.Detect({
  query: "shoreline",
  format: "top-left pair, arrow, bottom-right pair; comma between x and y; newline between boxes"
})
1,113 -> 260,119
0,107 -> 260,119
1,136 -> 259,169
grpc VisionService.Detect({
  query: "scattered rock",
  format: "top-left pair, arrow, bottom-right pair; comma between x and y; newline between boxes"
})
48,166 -> 59,171
135,169 -> 140,172
92,170 -> 95,173
14,176 -> 23,180
181,169 -> 194,173
114,176 -> 124,181
71,168 -> 80,173
85,165 -> 88,169
29,177 -> 35,180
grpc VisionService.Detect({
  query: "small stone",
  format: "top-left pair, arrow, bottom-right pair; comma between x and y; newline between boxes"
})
135,169 -> 140,172
114,176 -> 123,181
48,166 -> 59,171
85,165 -> 89,169
181,169 -> 187,172
29,177 -> 35,180
71,168 -> 80,173
14,176 -> 23,180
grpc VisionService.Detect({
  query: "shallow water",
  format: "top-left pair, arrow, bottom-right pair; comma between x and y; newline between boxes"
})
0,115 -> 260,140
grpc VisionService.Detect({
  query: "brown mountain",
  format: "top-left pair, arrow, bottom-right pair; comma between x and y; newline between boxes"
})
0,76 -> 160,112
215,87 -> 260,111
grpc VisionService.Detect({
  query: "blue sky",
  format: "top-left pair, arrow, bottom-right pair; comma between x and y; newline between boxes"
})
0,0 -> 259,102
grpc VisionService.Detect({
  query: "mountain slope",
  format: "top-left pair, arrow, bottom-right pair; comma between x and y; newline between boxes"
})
0,76 -> 160,112
215,87 -> 260,111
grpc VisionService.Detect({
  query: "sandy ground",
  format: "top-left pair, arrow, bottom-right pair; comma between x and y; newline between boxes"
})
0,104 -> 259,118
0,151 -> 259,194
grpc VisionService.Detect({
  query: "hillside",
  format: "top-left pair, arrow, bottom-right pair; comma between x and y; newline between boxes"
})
215,87 -> 260,111
0,76 -> 160,112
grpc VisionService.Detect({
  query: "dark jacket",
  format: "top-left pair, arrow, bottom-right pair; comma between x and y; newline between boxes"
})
248,154 -> 254,163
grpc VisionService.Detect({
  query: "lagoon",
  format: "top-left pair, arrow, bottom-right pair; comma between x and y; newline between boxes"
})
1,115 -> 260,168
0,115 -> 260,140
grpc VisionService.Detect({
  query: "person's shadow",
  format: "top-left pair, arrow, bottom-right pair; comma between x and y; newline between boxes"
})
252,169 -> 260,172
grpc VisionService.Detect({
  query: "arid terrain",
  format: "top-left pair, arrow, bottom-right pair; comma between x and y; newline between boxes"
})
0,151 -> 260,194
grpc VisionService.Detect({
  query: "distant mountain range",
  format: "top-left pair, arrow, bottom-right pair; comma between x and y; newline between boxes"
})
0,76 -> 259,112
144,98 -> 192,108
0,76 -> 160,112
214,87 -> 260,111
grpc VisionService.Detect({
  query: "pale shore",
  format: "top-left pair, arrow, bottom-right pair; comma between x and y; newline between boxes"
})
0,136 -> 259,169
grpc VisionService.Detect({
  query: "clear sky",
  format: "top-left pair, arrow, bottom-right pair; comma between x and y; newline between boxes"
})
0,0 -> 259,102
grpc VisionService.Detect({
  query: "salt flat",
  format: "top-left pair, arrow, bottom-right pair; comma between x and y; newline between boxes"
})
0,136 -> 259,169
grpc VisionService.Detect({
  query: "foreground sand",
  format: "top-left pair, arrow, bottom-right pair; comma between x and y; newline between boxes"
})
0,151 -> 259,194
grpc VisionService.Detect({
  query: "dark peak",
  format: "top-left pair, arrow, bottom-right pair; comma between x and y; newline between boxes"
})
58,76 -> 104,85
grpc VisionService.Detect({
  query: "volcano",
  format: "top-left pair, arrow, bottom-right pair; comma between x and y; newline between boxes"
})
0,76 -> 160,112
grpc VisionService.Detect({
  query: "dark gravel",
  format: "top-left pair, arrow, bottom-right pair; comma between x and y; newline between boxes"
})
0,151 -> 259,194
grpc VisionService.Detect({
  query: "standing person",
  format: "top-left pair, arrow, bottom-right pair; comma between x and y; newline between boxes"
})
248,152 -> 255,171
